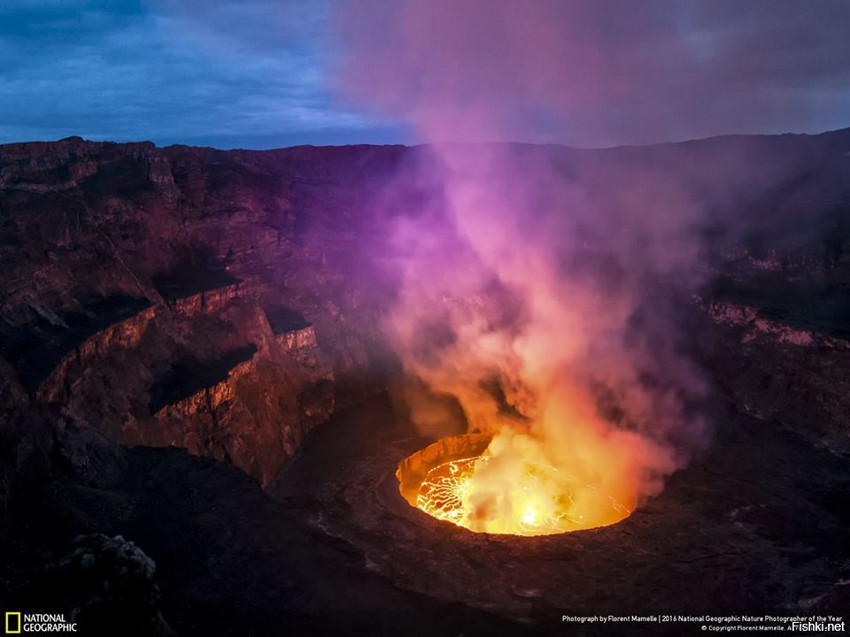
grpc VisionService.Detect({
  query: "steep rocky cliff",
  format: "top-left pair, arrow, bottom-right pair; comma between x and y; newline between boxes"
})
0,137 -> 400,485
3,131 -> 850,483
3,132 -> 850,484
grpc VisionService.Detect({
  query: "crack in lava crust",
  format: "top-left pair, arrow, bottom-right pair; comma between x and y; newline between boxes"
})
416,456 -> 483,525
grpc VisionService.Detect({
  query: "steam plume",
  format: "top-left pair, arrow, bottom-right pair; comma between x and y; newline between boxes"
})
330,1 -> 744,528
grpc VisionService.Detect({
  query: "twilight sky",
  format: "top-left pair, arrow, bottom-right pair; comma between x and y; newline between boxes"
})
1,0 -> 849,149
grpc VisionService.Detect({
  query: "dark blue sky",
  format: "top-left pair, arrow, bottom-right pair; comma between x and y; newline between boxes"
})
0,0 -> 408,148
1,0 -> 849,149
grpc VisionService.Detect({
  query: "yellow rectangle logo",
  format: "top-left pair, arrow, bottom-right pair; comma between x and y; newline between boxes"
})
5,612 -> 21,634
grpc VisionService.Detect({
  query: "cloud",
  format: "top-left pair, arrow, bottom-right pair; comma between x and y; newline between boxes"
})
1,1 -> 848,148
332,0 -> 850,146
0,0 -> 402,147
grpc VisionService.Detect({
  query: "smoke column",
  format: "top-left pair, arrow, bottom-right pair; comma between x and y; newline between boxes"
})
331,0 -> 714,531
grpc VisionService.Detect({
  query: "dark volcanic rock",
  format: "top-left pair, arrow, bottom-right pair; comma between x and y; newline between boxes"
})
2,131 -> 850,635
706,299 -> 850,453
15,534 -> 174,637
268,393 -> 850,631
0,137 -> 396,484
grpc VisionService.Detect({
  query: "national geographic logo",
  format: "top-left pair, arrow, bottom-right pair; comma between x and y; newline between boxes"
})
4,613 -> 20,634
4,612 -> 77,633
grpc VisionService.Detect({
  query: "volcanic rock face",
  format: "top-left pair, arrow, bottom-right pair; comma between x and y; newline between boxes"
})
704,228 -> 850,455
0,138 -> 399,485
707,299 -> 850,453
19,534 -> 173,637
1,131 -> 850,635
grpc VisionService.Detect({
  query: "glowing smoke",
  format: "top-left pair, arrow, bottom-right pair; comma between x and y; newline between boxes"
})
331,1 -> 716,524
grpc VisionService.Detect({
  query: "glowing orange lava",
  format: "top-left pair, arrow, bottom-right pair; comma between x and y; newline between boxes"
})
414,445 -> 632,536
